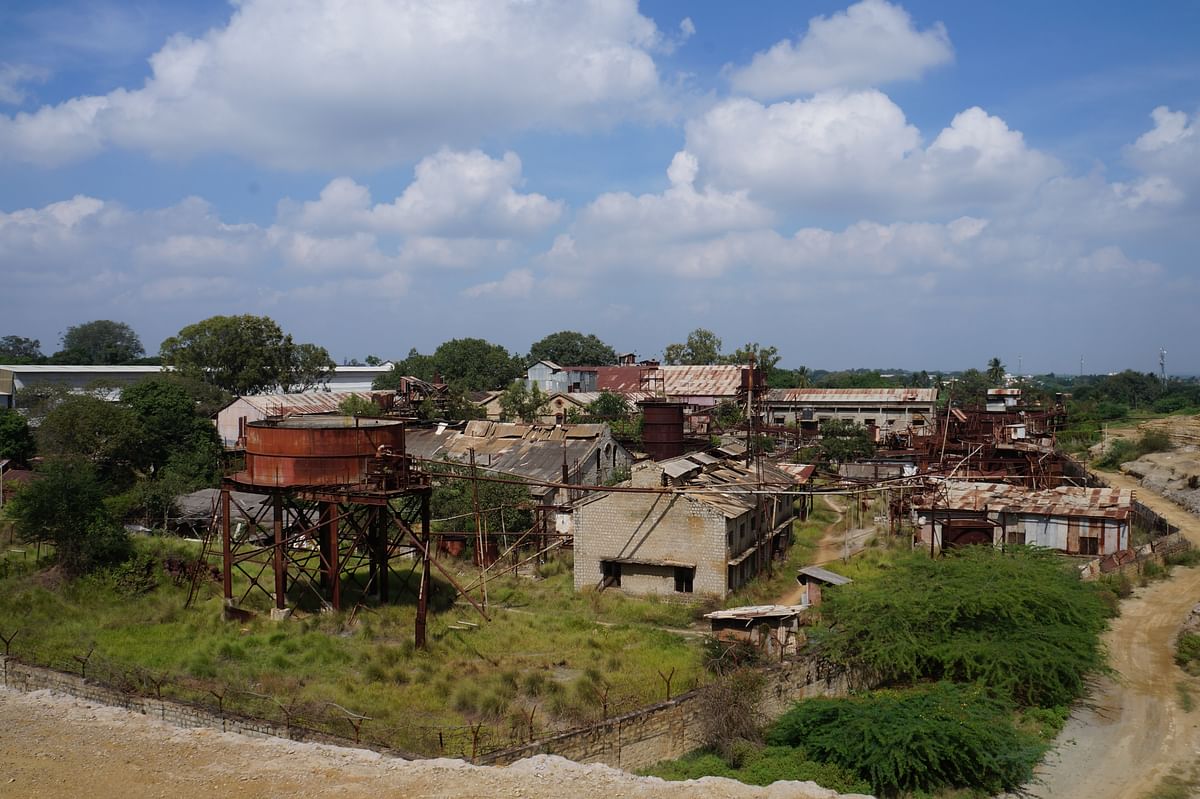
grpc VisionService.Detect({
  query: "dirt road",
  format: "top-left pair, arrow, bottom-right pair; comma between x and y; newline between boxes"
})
1020,474 -> 1200,799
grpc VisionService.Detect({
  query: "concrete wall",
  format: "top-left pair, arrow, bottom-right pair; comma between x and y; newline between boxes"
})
480,654 -> 853,770
573,491 -> 730,597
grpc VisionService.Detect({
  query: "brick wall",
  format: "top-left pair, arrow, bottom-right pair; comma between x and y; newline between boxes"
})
480,654 -> 854,771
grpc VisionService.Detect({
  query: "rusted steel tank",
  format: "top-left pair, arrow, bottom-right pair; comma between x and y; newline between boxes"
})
639,400 -> 686,461
240,417 -> 406,488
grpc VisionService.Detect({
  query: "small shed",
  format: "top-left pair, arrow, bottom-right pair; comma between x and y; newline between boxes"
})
796,565 -> 852,608
704,605 -> 807,657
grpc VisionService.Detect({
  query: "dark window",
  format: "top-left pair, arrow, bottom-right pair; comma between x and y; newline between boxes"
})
1006,530 -> 1026,545
1079,536 -> 1099,556
601,561 -> 622,587
674,567 -> 694,593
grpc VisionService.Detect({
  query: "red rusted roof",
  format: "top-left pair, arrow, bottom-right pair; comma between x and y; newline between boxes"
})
595,364 -> 747,397
765,388 -> 938,404
918,481 -> 1133,520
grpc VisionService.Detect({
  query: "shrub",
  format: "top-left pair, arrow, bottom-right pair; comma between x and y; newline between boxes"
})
816,546 -> 1109,708
695,668 -> 765,758
1176,632 -> 1200,673
768,683 -> 1045,797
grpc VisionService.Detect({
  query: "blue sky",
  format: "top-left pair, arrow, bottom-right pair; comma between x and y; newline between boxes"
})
2,0 -> 1198,374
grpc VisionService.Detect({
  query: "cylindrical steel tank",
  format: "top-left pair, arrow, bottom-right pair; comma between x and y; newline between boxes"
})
241,417 -> 406,487
639,400 -> 686,461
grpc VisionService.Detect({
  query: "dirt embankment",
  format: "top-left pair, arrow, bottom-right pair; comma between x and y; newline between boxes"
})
0,686 -> 870,799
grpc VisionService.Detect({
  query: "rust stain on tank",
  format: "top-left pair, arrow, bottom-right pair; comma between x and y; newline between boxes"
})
239,417 -> 407,487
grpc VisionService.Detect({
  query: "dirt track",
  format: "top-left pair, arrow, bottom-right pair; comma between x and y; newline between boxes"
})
1020,471 -> 1200,799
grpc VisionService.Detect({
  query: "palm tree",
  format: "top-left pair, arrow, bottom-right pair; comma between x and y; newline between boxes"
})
986,357 -> 1006,385
794,365 -> 811,388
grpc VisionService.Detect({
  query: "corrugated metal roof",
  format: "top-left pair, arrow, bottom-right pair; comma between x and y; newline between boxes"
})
797,565 -> 852,585
595,365 -> 746,397
233,391 -> 395,416
765,388 -> 938,404
704,605 -> 806,620
919,482 -> 1133,520
776,463 -> 817,483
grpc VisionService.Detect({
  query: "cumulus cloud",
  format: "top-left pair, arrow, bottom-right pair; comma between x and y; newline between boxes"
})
281,150 -> 563,238
463,268 -> 535,299
683,91 -> 1059,215
0,0 -> 668,169
1128,106 -> 1200,193
728,0 -> 952,99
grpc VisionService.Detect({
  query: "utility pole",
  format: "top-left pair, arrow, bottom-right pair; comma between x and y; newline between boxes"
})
1160,348 -> 1167,387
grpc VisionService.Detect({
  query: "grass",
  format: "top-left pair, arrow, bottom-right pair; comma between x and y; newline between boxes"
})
722,501 -> 841,608
1144,763 -> 1200,799
0,538 -> 709,756
1177,682 -> 1195,713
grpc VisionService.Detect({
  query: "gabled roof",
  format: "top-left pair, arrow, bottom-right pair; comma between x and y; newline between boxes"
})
593,364 -> 747,397
222,391 -> 395,416
916,481 -> 1133,520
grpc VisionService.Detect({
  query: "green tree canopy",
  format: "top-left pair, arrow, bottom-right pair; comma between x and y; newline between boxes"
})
664,328 -> 723,365
0,408 -> 36,462
52,320 -> 144,364
498,381 -> 548,422
37,394 -> 141,483
7,458 -> 131,575
818,419 -> 875,463
0,335 -> 44,363
120,376 -> 222,480
986,357 -> 1006,385
528,331 -> 619,366
159,314 -> 334,395
376,339 -> 522,393
587,391 -> 630,420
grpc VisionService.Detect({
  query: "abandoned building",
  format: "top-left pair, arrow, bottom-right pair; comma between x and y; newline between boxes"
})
404,420 -> 631,505
761,387 -> 938,437
795,565 -> 852,607
913,481 -> 1132,556
524,361 -> 757,413
704,605 -> 808,658
572,453 -> 811,599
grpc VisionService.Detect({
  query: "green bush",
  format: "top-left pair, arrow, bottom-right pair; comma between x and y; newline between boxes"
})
768,683 -> 1045,797
1175,632 -> 1200,672
816,546 -> 1109,708
640,747 -> 870,794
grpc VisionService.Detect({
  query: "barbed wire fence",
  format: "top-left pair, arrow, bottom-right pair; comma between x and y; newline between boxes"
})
0,633 -> 683,762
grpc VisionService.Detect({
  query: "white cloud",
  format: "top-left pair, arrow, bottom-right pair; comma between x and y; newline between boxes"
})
463,268 -> 534,298
0,0 -> 668,169
684,91 -> 1059,215
0,63 -> 50,105
1128,106 -> 1200,194
282,151 -> 562,237
728,0 -> 952,99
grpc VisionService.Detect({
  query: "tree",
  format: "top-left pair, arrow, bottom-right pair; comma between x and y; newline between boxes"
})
663,328 -> 723,365
499,381 -> 548,422
53,320 -> 144,364
587,391 -> 630,420
338,395 -> 384,417
528,331 -> 619,366
953,368 -> 991,405
0,408 -> 36,462
986,357 -> 1006,385
7,458 -> 131,575
120,377 -> 221,479
818,419 -> 875,463
0,335 -> 44,363
37,394 -> 141,483
726,342 -> 781,380
433,338 -> 524,391
159,315 -> 333,395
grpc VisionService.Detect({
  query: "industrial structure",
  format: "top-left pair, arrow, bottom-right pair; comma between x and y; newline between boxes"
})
210,416 -> 482,648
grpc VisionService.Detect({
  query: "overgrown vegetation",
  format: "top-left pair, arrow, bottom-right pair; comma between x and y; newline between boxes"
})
816,546 -> 1111,708
640,745 -> 870,794
769,683 -> 1045,796
0,545 -> 707,754
1095,429 -> 1174,470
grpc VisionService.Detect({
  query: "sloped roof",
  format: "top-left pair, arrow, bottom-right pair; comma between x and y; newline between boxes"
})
226,391 -> 395,416
917,481 -> 1133,520
705,605 -> 806,621
594,364 -> 746,397
652,452 -> 811,518
797,565 -> 852,585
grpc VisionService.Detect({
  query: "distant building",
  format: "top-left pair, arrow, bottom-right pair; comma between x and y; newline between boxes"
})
523,361 -> 757,416
762,388 -> 938,437
913,481 -> 1132,556
404,420 -> 631,505
572,453 -> 813,599
0,362 -> 395,409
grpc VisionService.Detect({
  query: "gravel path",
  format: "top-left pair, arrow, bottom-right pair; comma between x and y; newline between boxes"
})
0,687 -> 869,799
